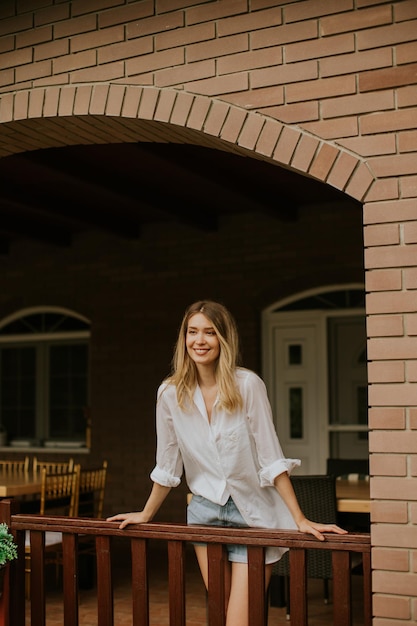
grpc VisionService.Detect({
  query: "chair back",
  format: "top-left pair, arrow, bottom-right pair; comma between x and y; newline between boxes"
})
33,456 -> 74,475
39,465 -> 80,516
76,460 -> 108,519
0,456 -> 30,474
273,474 -> 337,580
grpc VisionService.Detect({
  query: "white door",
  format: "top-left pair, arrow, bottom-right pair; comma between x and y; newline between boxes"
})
262,312 -> 328,474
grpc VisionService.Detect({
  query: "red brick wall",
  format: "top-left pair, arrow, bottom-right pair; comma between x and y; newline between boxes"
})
0,1 -> 416,622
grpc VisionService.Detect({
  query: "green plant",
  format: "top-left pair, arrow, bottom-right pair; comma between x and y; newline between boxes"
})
0,523 -> 17,566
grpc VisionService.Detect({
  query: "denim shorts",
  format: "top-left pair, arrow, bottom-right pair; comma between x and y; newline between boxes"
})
187,495 -> 283,564
187,495 -> 250,563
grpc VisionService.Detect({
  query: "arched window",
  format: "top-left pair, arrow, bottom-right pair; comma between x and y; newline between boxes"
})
272,287 -> 365,311
0,308 -> 90,448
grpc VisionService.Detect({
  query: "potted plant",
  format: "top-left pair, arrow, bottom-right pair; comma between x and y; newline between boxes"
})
0,523 -> 17,569
0,522 -> 17,625
0,523 -> 17,598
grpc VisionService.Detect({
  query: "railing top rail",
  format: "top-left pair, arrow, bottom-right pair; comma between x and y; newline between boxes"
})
12,513 -> 371,552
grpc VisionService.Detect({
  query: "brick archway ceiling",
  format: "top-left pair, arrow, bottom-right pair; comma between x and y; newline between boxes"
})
0,85 -> 364,252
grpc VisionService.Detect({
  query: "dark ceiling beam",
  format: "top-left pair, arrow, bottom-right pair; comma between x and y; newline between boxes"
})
0,213 -> 72,247
2,154 -> 142,235
136,188 -> 218,231
0,191 -> 141,240
19,149 -> 160,215
134,144 -> 267,213
20,148 -> 219,231
135,144 -> 299,221
0,236 -> 10,255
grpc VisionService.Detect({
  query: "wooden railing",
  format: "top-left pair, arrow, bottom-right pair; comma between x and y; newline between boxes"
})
1,499 -> 371,626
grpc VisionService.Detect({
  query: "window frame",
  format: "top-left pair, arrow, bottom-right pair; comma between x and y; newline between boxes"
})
0,307 -> 90,450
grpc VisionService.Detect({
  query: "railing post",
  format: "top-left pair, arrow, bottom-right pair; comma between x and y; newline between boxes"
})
168,541 -> 186,625
62,533 -> 79,626
332,550 -> 352,626
362,550 -> 372,626
6,499 -> 24,626
96,535 -> 113,626
0,499 -> 11,527
30,530 -> 46,626
289,548 -> 307,625
247,545 -> 266,626
207,543 -> 226,626
0,499 -> 18,626
131,538 -> 149,626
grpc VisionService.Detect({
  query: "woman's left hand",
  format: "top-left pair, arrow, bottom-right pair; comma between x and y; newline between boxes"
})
297,518 -> 348,541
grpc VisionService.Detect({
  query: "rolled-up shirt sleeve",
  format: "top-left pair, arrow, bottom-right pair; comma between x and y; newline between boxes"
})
150,384 -> 183,488
243,371 -> 301,486
259,458 -> 301,487
150,465 -> 181,488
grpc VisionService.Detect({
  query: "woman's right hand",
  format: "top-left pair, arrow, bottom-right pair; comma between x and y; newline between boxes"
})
106,511 -> 150,529
107,483 -> 171,529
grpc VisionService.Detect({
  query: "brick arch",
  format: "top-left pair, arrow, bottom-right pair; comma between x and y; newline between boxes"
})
0,84 -> 374,201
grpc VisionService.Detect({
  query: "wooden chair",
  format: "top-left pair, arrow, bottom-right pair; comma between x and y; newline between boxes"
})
75,460 -> 108,519
33,456 -> 74,474
0,456 -> 30,474
25,465 -> 80,597
74,460 -> 108,589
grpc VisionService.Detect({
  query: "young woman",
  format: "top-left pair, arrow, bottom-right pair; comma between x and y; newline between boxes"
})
108,300 -> 346,626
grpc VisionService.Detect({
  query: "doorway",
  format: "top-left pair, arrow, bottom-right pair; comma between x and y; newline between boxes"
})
262,286 -> 368,474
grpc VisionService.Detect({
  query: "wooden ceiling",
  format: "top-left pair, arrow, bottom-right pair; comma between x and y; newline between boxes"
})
0,142 -> 358,252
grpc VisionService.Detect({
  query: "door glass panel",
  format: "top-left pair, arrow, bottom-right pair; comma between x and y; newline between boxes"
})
288,344 -> 302,365
289,386 -> 303,439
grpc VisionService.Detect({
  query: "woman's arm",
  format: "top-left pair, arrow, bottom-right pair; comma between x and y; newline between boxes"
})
274,472 -> 347,541
107,482 -> 171,529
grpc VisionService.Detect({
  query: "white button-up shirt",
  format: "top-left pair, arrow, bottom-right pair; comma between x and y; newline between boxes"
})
150,368 -> 300,532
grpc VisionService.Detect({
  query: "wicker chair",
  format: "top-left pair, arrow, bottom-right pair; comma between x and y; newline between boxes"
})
271,474 -> 337,616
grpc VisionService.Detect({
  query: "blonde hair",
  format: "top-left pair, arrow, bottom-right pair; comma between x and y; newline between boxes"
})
168,300 -> 243,412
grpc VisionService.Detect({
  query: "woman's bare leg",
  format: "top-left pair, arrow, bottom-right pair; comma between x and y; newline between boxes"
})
194,546 -> 273,626
194,545 -> 232,612
226,562 -> 273,626
194,545 -> 209,588
226,563 -> 249,626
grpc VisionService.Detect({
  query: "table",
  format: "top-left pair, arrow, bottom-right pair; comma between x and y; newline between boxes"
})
336,479 -> 370,513
0,474 -> 43,497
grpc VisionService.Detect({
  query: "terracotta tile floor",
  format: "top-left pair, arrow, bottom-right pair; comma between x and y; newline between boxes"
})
25,546 -> 365,625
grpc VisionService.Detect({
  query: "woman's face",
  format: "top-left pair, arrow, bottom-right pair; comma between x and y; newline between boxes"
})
186,312 -> 220,367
